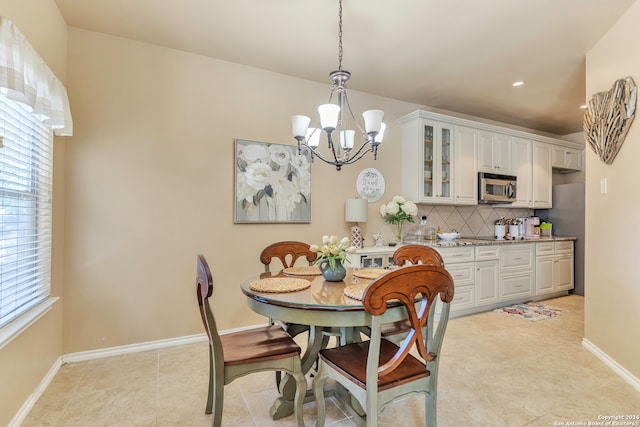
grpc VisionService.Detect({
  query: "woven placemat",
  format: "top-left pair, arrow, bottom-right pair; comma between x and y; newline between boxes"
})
344,284 -> 368,301
283,266 -> 322,276
249,277 -> 311,293
352,268 -> 388,279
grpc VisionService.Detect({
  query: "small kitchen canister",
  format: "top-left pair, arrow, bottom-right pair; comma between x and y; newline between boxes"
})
494,224 -> 506,240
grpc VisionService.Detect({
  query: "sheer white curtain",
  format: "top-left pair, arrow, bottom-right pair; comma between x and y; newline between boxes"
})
0,17 -> 72,333
0,16 -> 73,136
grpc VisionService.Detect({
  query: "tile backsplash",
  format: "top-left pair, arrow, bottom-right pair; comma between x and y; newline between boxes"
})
405,205 -> 533,238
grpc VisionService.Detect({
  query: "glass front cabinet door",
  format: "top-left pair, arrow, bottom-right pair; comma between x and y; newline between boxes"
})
401,114 -> 455,204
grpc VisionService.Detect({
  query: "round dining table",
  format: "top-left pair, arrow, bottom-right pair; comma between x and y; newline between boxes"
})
240,266 -> 407,420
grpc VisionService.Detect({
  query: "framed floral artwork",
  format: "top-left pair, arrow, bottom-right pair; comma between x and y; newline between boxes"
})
234,139 -> 312,223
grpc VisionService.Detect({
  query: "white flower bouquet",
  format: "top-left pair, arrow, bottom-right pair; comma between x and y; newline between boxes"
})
379,195 -> 418,242
310,235 -> 356,271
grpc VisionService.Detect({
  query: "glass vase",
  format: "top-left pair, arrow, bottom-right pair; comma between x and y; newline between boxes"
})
395,222 -> 404,244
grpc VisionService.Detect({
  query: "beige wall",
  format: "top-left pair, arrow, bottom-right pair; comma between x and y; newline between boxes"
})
0,1 -> 67,425
62,27 -> 425,353
585,0 -> 640,378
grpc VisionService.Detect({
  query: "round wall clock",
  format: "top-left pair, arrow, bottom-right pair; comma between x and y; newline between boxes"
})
356,168 -> 385,203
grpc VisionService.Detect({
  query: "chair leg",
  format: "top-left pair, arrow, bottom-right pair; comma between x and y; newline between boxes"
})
292,360 -> 307,427
365,385 -> 378,427
212,359 -> 225,427
311,363 -> 328,427
425,392 -> 436,427
205,347 -> 213,414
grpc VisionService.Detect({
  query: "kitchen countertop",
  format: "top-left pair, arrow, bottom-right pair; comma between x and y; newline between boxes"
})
360,236 -> 576,251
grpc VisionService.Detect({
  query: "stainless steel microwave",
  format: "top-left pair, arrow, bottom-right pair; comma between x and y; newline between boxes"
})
478,172 -> 517,203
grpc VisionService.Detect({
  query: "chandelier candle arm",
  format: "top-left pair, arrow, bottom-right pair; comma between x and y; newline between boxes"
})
289,0 -> 385,171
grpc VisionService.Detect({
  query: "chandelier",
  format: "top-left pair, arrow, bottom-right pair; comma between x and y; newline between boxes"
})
290,0 -> 385,171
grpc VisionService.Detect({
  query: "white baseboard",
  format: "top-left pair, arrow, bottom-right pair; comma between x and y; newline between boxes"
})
582,338 -> 640,392
62,333 -> 208,363
9,356 -> 63,427
62,323 -> 261,363
6,323 -> 265,426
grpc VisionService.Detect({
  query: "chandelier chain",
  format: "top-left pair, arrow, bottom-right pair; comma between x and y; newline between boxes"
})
338,0 -> 343,71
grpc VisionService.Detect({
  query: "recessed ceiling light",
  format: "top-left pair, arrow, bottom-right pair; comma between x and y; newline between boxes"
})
512,81 -> 524,87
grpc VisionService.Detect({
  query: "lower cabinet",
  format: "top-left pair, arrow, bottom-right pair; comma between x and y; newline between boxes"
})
536,241 -> 574,295
346,247 -> 395,269
499,244 -> 535,300
475,246 -> 499,305
437,246 -> 475,311
350,240 -> 574,316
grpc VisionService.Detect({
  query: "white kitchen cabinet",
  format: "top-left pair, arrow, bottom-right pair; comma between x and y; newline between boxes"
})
346,246 -> 395,269
437,246 -> 475,311
400,114 -> 454,204
536,241 -> 574,294
532,142 -> 552,208
478,131 -> 511,173
511,137 -> 533,208
552,145 -> 583,172
454,126 -> 478,205
446,261 -> 476,310
400,110 -> 582,208
499,244 -> 535,300
475,246 -> 499,305
347,239 -> 574,317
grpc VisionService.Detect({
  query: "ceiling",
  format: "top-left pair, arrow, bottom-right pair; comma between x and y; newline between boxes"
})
54,0 -> 636,136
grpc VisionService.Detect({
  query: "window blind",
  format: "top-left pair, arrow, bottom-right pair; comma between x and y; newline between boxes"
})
0,93 -> 53,327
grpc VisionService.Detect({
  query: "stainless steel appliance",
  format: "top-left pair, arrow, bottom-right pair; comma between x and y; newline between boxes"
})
535,183 -> 585,296
478,172 -> 517,204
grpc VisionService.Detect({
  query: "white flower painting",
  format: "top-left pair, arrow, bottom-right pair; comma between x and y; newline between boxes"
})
234,139 -> 312,223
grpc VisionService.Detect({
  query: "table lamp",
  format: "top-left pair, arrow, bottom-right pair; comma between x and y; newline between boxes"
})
345,198 -> 368,248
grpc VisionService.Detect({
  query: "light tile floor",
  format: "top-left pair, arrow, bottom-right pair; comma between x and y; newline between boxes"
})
22,295 -> 640,426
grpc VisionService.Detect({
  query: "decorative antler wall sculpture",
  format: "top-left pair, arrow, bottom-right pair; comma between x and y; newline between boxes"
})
583,76 -> 637,165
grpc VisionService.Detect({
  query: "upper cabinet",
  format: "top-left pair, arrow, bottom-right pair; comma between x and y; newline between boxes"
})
478,131 -> 512,173
400,115 -> 455,204
552,145 -> 583,172
532,142 -> 552,208
454,126 -> 478,205
511,137 -> 533,208
399,110 -> 582,207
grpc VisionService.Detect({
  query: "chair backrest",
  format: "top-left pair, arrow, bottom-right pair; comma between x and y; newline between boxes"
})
197,254 -> 223,353
392,244 -> 445,267
363,264 -> 454,378
260,241 -> 318,272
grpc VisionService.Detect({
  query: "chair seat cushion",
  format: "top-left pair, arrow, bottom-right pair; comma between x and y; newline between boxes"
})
221,325 -> 301,366
319,339 -> 430,391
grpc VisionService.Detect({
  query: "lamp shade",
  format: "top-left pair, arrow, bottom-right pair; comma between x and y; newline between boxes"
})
340,130 -> 355,149
362,109 -> 384,134
345,198 -> 368,222
375,122 -> 386,143
306,128 -> 321,147
291,115 -> 311,138
318,104 -> 340,130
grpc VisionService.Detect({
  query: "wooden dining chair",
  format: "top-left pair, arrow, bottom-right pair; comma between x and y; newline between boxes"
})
196,254 -> 306,427
259,240 -> 318,334
312,264 -> 455,427
363,244 -> 447,344
260,240 -> 318,272
393,244 -> 445,268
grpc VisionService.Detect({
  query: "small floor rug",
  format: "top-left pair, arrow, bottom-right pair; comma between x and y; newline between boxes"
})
494,301 -> 568,321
